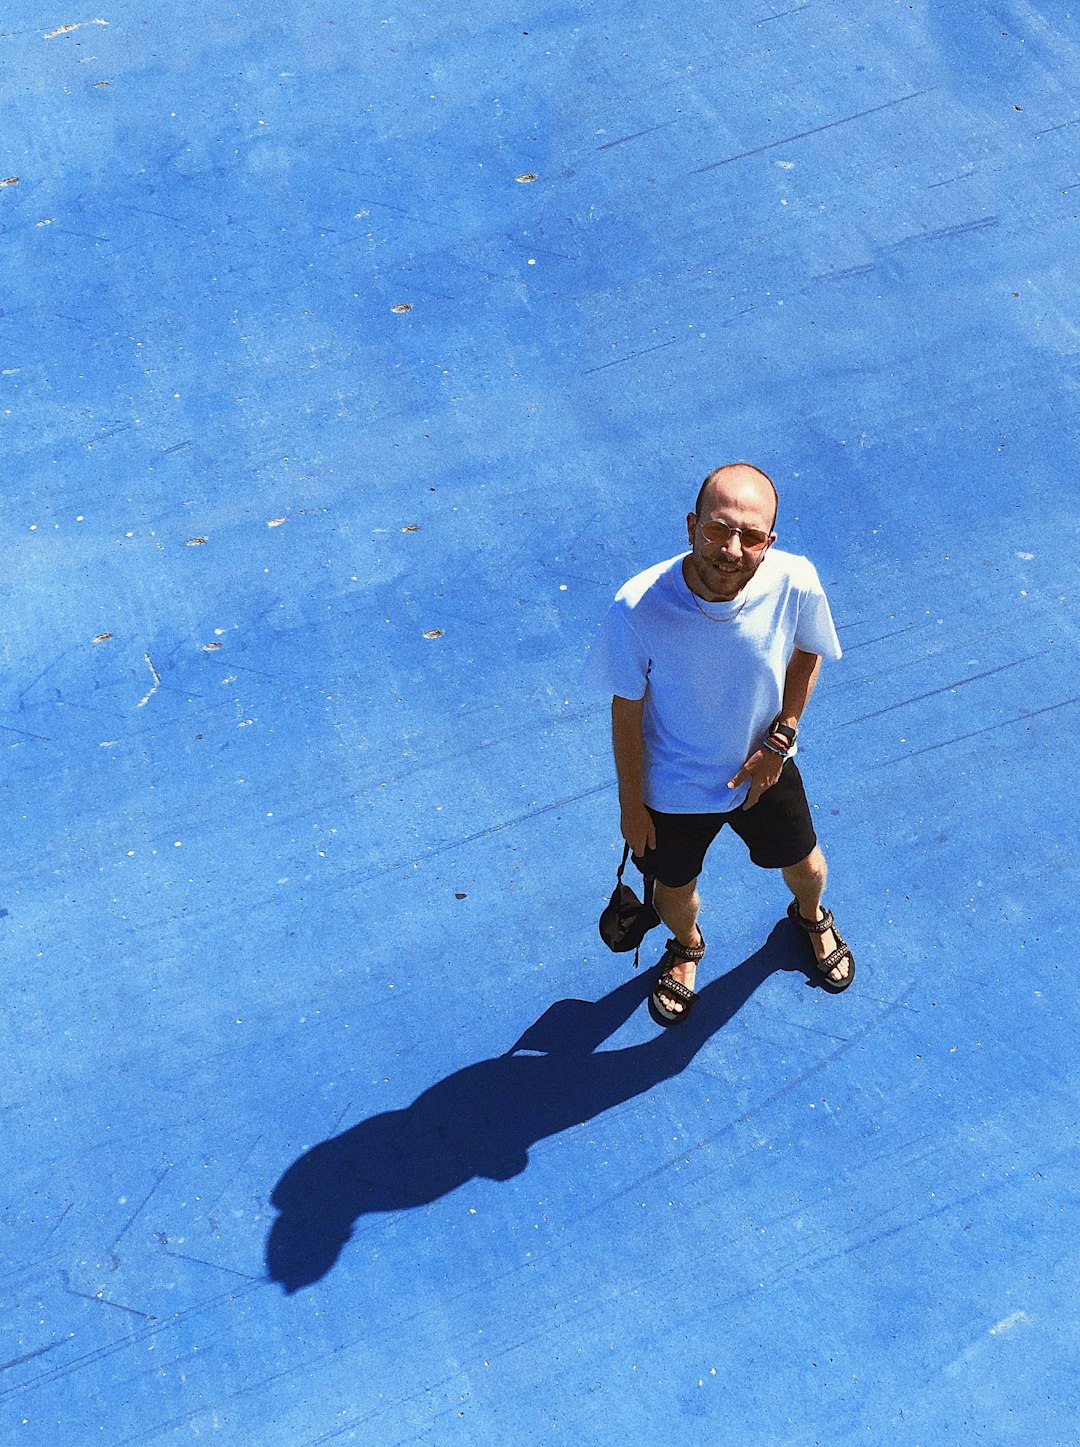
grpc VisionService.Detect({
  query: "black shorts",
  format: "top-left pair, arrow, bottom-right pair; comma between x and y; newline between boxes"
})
634,761 -> 817,887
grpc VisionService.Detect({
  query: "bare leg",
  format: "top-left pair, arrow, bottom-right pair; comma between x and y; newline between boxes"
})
782,846 -> 851,985
652,878 -> 705,1014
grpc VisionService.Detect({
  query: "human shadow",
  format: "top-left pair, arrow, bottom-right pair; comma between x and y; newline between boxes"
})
266,921 -> 808,1291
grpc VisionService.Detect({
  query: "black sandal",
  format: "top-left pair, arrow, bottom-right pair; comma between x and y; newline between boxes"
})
648,935 -> 706,1027
787,901 -> 855,993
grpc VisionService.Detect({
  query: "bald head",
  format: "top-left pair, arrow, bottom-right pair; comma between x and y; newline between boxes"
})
695,463 -> 778,530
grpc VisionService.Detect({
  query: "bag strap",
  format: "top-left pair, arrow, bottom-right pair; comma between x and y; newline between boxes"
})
620,842 -> 656,893
617,842 -> 658,969
636,872 -> 658,969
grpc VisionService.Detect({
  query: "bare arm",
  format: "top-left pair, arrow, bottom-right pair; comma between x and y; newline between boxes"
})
611,695 -> 656,856
727,648 -> 824,810
777,647 -> 822,733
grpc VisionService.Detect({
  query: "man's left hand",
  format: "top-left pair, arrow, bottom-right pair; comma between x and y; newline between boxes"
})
727,749 -> 785,810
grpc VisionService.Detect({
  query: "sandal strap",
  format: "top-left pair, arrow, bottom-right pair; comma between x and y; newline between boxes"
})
788,902 -> 835,935
818,937 -> 852,974
654,971 -> 696,1004
663,935 -> 706,962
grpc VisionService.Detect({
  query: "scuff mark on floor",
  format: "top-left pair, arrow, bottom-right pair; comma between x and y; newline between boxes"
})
44,19 -> 109,39
58,1271 -> 157,1320
137,653 -> 161,707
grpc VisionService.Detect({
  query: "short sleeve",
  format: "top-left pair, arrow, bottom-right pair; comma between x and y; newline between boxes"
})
581,599 -> 651,699
793,565 -> 842,661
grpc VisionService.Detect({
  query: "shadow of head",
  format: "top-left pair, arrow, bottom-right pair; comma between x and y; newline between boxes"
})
266,922 -> 805,1291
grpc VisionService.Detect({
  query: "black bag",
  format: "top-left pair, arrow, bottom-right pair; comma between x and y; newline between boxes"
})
599,843 -> 660,967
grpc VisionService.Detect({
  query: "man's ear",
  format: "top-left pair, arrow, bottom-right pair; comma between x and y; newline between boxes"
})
686,512 -> 697,544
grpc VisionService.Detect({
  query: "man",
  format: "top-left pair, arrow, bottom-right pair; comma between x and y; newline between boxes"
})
585,462 -> 854,1026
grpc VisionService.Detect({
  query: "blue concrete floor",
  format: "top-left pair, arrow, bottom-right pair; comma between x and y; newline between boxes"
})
3,2 -> 1078,1442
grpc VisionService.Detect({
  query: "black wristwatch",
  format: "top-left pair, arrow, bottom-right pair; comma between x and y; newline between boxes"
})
768,718 -> 797,749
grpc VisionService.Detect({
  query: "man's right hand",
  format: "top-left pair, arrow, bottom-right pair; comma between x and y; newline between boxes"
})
620,800 -> 656,858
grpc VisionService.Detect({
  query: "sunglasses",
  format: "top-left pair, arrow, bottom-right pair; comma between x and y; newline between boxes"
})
695,520 -> 773,554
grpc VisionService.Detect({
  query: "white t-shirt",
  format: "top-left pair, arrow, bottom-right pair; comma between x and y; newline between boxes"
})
584,549 -> 842,812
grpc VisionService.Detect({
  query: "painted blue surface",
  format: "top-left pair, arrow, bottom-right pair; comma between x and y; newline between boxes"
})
3,2 -> 1078,1442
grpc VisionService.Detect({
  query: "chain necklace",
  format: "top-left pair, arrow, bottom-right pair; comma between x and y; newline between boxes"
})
688,588 -> 749,622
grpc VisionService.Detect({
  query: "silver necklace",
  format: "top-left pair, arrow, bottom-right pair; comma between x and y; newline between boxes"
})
689,588 -> 748,622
